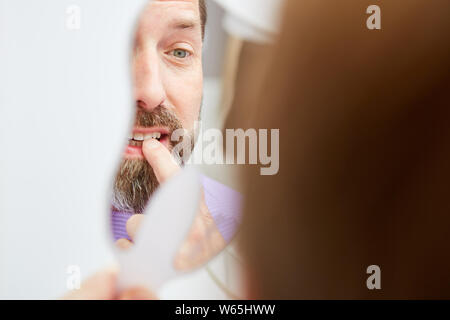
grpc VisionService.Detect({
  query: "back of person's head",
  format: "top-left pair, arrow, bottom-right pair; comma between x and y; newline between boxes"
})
239,0 -> 450,299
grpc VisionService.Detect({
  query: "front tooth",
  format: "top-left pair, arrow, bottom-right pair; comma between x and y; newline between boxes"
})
143,133 -> 161,140
134,133 -> 144,141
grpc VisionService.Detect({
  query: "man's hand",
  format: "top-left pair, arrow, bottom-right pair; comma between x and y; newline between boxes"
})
116,139 -> 227,271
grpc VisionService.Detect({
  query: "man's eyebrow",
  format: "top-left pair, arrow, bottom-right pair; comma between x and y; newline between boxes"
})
169,19 -> 199,31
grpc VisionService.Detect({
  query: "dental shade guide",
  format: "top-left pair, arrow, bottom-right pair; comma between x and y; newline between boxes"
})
115,167 -> 202,292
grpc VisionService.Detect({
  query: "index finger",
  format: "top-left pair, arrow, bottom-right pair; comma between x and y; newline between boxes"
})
126,214 -> 145,241
142,138 -> 180,183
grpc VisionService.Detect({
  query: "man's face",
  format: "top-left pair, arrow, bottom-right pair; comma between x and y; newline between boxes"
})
112,0 -> 203,213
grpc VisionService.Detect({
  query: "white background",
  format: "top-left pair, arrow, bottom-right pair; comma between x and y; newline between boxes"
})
0,0 -> 276,299
0,0 -> 147,299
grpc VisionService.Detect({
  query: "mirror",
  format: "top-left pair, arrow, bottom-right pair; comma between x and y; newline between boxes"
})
108,0 -> 242,283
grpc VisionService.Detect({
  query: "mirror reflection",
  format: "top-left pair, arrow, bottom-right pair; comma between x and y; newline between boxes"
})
109,0 -> 242,272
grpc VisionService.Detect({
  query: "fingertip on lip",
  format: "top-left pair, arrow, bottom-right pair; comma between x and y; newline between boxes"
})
143,138 -> 161,150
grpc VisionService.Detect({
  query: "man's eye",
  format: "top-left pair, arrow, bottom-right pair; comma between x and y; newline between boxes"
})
171,49 -> 189,59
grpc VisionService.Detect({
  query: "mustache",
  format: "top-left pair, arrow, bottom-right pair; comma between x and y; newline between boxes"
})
112,106 -> 194,213
134,105 -> 183,135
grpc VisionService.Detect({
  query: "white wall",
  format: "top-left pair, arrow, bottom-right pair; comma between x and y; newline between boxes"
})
0,0 -> 146,299
0,0 -> 234,299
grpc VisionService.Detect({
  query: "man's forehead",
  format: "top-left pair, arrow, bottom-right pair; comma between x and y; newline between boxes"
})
147,0 -> 200,16
137,0 -> 201,32
155,0 -> 198,5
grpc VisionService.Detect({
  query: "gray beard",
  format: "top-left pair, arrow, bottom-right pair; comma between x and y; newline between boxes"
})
111,131 -> 195,214
112,158 -> 159,214
111,103 -> 199,214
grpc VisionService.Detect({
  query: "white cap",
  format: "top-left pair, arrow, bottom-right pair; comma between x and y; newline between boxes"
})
213,0 -> 285,43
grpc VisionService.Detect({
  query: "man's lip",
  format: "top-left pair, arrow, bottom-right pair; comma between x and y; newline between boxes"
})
124,127 -> 171,158
131,127 -> 170,135
125,145 -> 144,158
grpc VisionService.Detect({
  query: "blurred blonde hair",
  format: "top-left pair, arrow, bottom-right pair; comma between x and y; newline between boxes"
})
238,0 -> 450,299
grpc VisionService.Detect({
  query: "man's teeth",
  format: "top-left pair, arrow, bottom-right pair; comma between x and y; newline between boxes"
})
145,132 -> 162,140
129,132 -> 162,141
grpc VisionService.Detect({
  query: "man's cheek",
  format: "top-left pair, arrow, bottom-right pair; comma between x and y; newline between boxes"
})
169,81 -> 202,128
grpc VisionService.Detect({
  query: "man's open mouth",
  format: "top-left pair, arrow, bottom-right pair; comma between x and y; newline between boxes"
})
128,131 -> 169,147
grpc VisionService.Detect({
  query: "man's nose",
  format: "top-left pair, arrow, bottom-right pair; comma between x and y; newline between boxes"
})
133,49 -> 166,112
